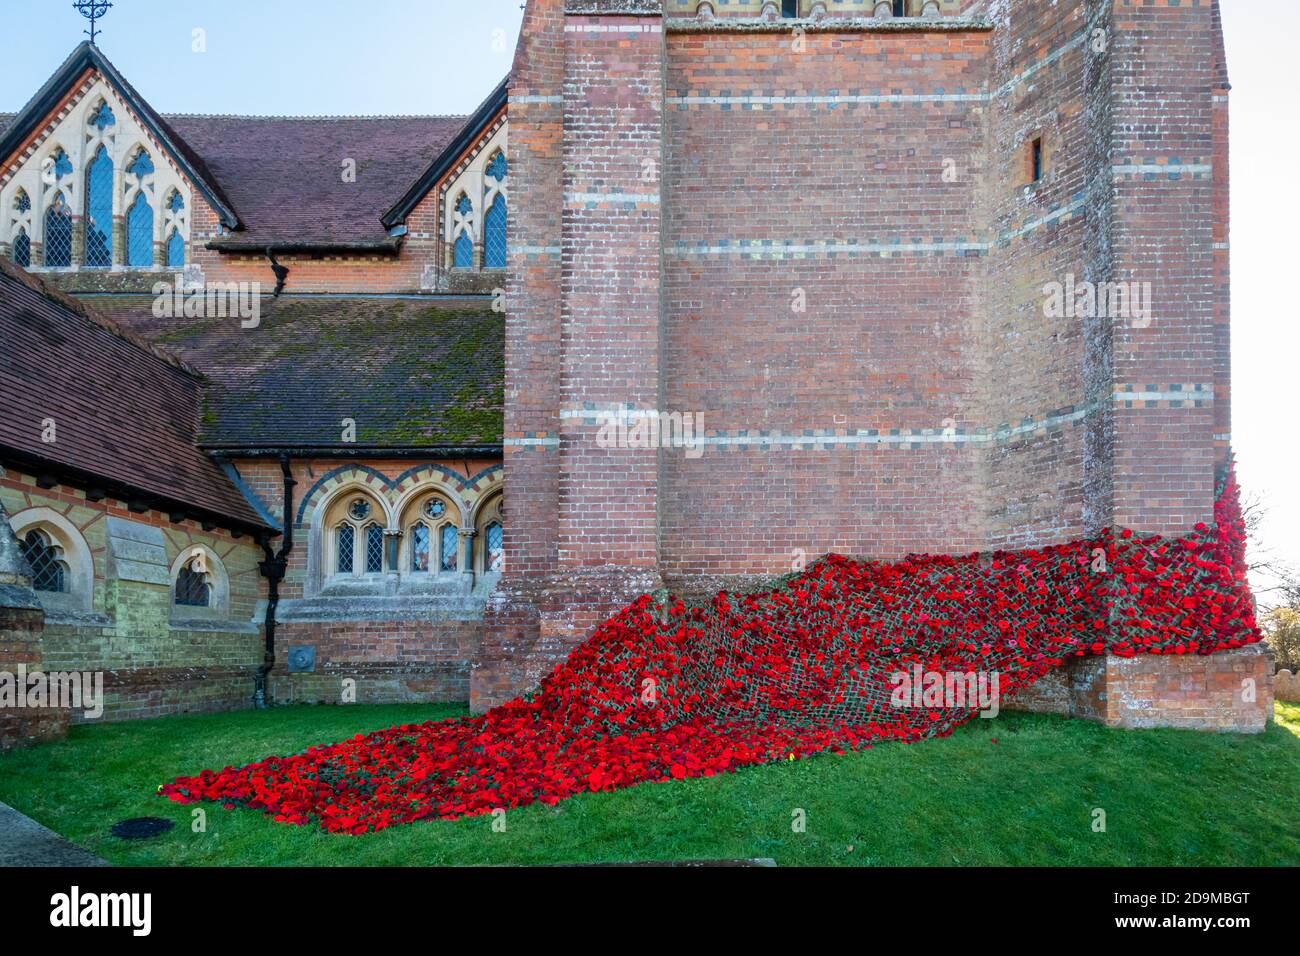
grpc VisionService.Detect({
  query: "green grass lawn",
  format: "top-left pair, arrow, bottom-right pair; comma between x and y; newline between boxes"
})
2,702 -> 1297,867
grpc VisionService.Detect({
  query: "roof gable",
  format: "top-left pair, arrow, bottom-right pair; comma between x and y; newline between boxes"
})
0,42 -> 240,229
382,75 -> 509,230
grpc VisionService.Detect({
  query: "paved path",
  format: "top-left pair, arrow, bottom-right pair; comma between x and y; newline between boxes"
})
0,801 -> 109,867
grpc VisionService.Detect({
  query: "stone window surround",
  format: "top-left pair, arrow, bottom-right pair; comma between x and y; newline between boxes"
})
7,506 -> 95,616
0,78 -> 191,271
306,480 -> 502,598
166,543 -> 232,623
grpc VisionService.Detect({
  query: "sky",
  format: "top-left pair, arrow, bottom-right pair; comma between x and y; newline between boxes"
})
1,1 -> 1295,595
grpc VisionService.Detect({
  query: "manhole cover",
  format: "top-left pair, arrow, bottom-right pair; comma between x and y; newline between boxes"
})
110,817 -> 175,840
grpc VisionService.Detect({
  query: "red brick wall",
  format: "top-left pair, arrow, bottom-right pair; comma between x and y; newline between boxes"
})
662,23 -> 989,579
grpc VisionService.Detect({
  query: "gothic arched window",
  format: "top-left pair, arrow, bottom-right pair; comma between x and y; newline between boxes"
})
484,194 -> 507,269
486,151 -> 507,182
126,192 -> 153,267
485,521 -> 504,573
336,525 -> 355,574
44,192 -> 72,267
174,557 -> 212,607
20,529 -> 68,593
453,232 -> 473,268
166,228 -> 184,268
13,229 -> 30,268
85,145 -> 113,268
403,494 -> 461,576
365,523 -> 385,574
411,523 -> 431,572
452,194 -> 474,269
440,523 -> 459,572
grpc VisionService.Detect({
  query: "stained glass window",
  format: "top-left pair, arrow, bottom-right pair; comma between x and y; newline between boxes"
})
453,231 -> 473,268
175,559 -> 211,607
456,195 -> 472,216
425,498 -> 446,519
126,149 -> 155,179
49,150 -> 73,180
85,145 -> 113,268
126,192 -> 153,267
44,193 -> 72,267
349,498 -> 371,521
15,191 -> 31,213
13,229 -> 30,268
166,228 -> 184,268
440,524 -> 458,573
168,191 -> 185,213
411,524 -> 430,572
20,530 -> 66,593
365,524 -> 384,573
336,525 -> 355,574
484,195 -> 507,268
88,101 -> 116,130
486,522 -> 504,572
486,151 -> 507,182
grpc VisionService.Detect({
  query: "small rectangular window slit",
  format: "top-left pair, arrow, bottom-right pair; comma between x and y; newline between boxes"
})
1030,137 -> 1044,183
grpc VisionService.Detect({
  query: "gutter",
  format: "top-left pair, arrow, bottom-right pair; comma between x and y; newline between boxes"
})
253,454 -> 296,709
199,445 -> 503,459
0,444 -> 270,538
205,237 -> 404,256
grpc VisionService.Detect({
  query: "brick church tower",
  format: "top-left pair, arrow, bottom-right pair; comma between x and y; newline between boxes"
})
475,0 -> 1270,729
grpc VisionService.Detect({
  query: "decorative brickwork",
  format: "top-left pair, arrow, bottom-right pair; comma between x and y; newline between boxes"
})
476,0 -> 1244,729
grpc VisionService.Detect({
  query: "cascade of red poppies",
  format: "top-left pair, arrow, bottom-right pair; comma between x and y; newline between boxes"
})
161,467 -> 1260,834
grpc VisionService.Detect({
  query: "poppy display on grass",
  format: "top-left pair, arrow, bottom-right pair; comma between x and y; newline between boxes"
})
161,467 -> 1260,834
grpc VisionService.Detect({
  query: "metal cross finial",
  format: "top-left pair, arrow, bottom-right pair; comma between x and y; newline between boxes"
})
73,0 -> 113,44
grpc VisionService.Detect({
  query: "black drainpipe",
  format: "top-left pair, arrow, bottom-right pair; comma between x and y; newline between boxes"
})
254,454 -> 296,708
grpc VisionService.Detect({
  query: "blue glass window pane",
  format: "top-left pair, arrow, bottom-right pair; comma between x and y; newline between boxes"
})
126,149 -> 154,179
440,525 -> 458,573
336,526 -> 354,574
85,146 -> 113,268
21,531 -> 66,593
484,195 -> 507,268
486,152 -> 507,181
175,560 -> 211,607
456,195 -> 472,216
412,524 -> 430,572
13,230 -> 30,268
365,525 -> 384,573
453,231 -> 473,268
166,228 -> 185,267
44,194 -> 72,267
50,150 -> 73,180
126,192 -> 153,267
168,191 -> 185,212
16,191 -> 31,213
486,522 -> 503,572
88,102 -> 116,130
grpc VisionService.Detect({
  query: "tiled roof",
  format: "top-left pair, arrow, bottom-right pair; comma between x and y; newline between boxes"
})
0,260 -> 271,530
90,296 -> 505,452
168,115 -> 468,246
0,44 -> 477,246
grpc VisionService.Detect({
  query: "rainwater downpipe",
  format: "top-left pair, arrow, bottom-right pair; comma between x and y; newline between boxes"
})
254,454 -> 296,708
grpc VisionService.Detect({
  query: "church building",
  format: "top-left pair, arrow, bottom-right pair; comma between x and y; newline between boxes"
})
1,0 -> 1271,748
